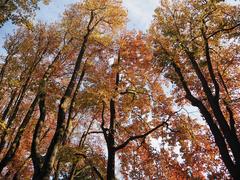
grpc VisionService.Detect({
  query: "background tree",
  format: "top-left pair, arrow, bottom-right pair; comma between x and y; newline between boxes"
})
0,0 -> 49,27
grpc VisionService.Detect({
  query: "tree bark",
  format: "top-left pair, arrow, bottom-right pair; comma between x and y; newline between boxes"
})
1,90 -> 17,122
35,13 -> 94,179
0,95 -> 39,172
0,52 -> 44,152
171,60 -> 240,179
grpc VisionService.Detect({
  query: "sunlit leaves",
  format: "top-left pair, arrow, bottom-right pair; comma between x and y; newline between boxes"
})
0,0 -> 49,27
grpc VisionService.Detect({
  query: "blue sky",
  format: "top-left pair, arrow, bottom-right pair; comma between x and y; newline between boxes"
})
0,0 -> 238,54
35,0 -> 159,29
0,0 -> 159,54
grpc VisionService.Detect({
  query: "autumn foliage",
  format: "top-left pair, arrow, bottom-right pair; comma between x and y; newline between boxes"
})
0,0 -> 239,179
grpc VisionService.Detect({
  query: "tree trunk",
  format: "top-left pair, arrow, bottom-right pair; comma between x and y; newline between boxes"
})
0,54 -> 43,152
1,90 -> 17,121
107,146 -> 115,180
105,54 -> 120,180
0,95 -> 38,172
171,60 -> 240,179
36,17 -> 93,178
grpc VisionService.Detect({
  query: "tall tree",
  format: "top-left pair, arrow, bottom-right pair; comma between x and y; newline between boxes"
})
150,0 -> 240,178
74,32 -> 176,179
32,0 -> 127,179
1,0 -> 238,179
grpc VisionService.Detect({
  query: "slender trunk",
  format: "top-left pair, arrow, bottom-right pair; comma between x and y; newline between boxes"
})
0,86 -> 27,152
63,67 -> 86,144
37,18 -> 93,178
31,48 -> 63,177
0,90 -> 17,151
171,61 -> 240,179
197,102 -> 239,179
106,54 -> 120,179
0,54 -> 43,151
201,31 -> 240,165
106,100 -> 116,179
107,145 -> 115,180
186,44 -> 240,167
1,90 -> 17,121
31,91 -> 46,178
210,101 -> 240,164
0,55 -> 9,85
0,95 -> 38,172
68,123 -> 99,180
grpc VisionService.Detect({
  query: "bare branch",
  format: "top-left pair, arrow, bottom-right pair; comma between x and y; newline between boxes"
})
87,131 -> 104,134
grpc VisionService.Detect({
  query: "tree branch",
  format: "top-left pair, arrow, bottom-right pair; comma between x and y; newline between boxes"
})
207,23 -> 240,39
201,25 -> 220,100
115,120 -> 170,151
100,101 -> 108,142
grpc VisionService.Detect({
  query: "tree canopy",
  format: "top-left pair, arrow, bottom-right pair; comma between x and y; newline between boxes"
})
0,0 -> 239,179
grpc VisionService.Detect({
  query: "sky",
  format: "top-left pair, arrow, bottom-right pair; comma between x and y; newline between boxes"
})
0,0 -> 159,54
35,0 -> 159,29
0,0 -> 238,53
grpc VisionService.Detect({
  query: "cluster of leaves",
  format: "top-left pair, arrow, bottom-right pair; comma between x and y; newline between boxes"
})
0,0 -> 49,27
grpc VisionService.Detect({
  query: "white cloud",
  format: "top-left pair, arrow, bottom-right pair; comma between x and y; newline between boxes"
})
123,0 -> 159,31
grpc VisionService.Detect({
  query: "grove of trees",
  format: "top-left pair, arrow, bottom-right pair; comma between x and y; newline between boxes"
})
0,0 -> 239,179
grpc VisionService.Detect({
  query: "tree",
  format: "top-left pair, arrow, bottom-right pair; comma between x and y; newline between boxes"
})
0,22 -> 63,173
150,0 -> 240,178
31,0 -> 127,179
0,0 -> 49,27
72,32 -> 176,179
0,0 -> 238,179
